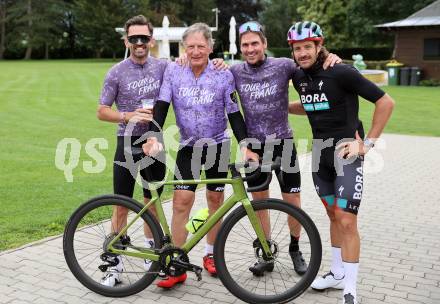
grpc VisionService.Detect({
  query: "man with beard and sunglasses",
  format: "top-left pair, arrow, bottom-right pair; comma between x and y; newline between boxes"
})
97,15 -> 167,287
288,21 -> 394,304
230,21 -> 341,277
96,15 -> 227,287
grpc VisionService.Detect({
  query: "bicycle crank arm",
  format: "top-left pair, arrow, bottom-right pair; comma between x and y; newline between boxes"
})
172,260 -> 203,281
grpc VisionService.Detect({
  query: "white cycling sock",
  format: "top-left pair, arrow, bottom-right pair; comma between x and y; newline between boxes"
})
144,237 -> 154,248
342,261 -> 359,299
331,247 -> 344,279
205,244 -> 214,256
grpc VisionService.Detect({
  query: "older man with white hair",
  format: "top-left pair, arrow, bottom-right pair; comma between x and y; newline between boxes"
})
143,22 -> 258,288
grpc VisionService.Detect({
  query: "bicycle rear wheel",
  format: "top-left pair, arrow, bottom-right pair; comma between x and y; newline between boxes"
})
214,199 -> 321,303
63,194 -> 164,297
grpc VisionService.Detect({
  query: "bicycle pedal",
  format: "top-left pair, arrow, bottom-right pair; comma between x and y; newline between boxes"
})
194,266 -> 203,281
98,264 -> 108,272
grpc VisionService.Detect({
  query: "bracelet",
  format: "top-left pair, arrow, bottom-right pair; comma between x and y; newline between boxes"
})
119,112 -> 126,124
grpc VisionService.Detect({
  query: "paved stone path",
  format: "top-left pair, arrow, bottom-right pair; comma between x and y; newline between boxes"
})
1,134 -> 439,304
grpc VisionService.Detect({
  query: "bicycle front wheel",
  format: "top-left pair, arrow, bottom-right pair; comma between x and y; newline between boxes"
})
63,194 -> 164,297
214,199 -> 322,303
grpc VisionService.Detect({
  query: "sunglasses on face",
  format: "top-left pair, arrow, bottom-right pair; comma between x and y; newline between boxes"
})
127,35 -> 152,45
238,22 -> 264,35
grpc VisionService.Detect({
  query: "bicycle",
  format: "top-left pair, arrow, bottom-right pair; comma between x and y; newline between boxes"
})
63,148 -> 322,303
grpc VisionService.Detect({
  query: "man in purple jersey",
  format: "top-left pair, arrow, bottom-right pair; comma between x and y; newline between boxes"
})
97,16 -> 228,288
143,22 -> 258,288
230,21 -> 341,277
97,15 -> 167,287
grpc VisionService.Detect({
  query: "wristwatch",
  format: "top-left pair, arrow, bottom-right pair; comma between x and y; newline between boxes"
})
363,138 -> 375,149
119,112 -> 127,124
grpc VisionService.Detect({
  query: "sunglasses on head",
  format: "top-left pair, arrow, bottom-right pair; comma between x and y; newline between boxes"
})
127,35 -> 152,45
238,22 -> 264,35
287,29 -> 322,42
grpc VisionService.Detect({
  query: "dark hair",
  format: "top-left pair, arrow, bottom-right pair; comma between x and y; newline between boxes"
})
316,45 -> 329,65
238,22 -> 267,44
124,15 -> 154,35
239,31 -> 267,45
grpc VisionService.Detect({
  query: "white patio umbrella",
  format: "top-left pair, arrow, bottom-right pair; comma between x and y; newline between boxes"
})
229,16 -> 237,63
161,16 -> 170,59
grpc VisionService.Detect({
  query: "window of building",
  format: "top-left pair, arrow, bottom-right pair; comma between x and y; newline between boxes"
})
424,38 -> 440,60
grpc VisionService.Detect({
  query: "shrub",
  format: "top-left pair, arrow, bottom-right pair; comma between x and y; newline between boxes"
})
419,79 -> 440,86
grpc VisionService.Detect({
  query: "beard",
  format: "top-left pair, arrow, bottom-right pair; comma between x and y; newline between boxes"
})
131,45 -> 148,59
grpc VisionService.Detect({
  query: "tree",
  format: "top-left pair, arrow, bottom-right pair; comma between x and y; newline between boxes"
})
178,0 -> 216,26
296,0 -> 437,49
215,0 -> 265,52
297,0 -> 350,49
147,0 -> 182,25
261,0 -> 302,48
0,0 -> 12,59
74,0 -> 129,58
347,0 -> 437,48
7,0 -> 67,59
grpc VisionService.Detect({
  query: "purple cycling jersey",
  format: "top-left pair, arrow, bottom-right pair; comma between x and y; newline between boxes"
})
158,61 -> 239,146
100,57 -> 168,136
230,57 -> 297,142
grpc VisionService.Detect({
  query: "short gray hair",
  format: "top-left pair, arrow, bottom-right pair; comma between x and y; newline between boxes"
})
182,23 -> 214,48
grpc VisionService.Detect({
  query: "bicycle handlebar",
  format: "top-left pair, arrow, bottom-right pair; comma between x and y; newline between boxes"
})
129,147 -> 281,193
228,157 -> 281,192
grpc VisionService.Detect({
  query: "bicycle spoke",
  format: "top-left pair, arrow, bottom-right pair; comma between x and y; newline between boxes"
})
237,220 -> 255,241
270,208 -> 282,237
217,200 -> 321,303
232,230 -> 254,243
274,262 -> 289,291
82,250 -> 102,268
78,228 -> 104,239
64,196 -> 163,296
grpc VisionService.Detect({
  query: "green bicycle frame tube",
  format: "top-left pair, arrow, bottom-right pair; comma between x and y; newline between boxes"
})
108,175 -> 273,261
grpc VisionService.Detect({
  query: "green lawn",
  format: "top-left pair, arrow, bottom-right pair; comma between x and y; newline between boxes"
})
0,59 -> 439,251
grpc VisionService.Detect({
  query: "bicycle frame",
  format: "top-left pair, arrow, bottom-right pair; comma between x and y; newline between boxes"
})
107,175 -> 273,261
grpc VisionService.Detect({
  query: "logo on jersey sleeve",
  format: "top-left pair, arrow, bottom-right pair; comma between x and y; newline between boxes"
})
230,90 -> 240,104
319,80 -> 324,91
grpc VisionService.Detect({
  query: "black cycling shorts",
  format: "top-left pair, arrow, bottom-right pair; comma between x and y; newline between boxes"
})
311,141 -> 364,215
246,138 -> 301,193
173,142 -> 230,192
114,136 -> 165,199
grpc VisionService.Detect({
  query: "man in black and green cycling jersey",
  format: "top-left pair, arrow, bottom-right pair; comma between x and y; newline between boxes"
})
288,21 -> 394,304
231,21 -> 341,276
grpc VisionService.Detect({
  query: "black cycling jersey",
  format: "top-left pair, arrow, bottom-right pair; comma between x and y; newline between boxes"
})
292,64 -> 385,140
292,63 -> 385,214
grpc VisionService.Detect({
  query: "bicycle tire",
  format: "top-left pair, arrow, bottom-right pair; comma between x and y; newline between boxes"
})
214,199 -> 322,303
63,194 -> 164,297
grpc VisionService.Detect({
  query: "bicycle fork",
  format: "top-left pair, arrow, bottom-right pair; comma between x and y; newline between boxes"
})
241,198 -> 274,260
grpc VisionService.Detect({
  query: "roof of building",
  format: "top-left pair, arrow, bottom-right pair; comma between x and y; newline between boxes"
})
376,0 -> 440,28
